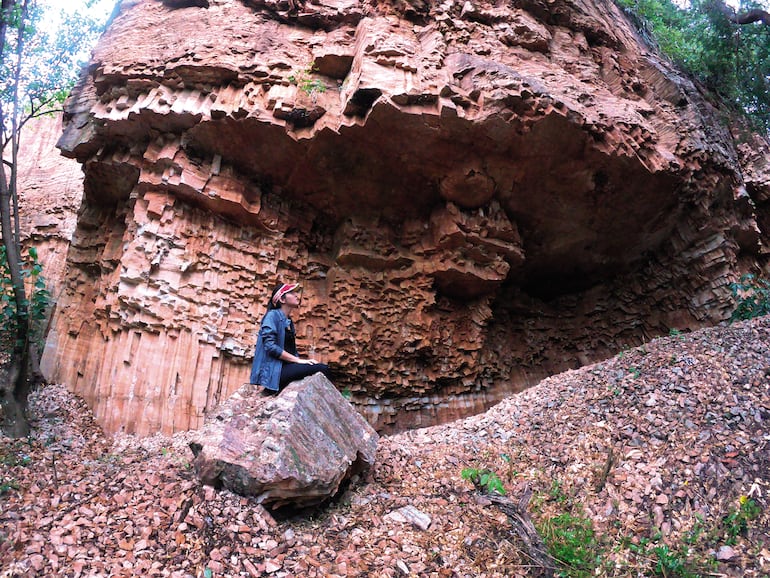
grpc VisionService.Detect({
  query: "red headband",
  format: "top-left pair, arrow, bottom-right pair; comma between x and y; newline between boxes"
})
272,283 -> 300,305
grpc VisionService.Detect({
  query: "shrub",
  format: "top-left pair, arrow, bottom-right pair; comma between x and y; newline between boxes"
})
288,63 -> 326,97
0,245 -> 52,351
729,273 -> 770,321
722,495 -> 761,544
539,512 -> 601,577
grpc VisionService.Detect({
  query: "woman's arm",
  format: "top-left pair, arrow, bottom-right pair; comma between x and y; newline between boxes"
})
260,311 -> 284,358
278,350 -> 317,364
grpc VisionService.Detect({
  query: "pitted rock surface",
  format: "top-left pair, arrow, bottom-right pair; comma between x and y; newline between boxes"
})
37,0 -> 770,435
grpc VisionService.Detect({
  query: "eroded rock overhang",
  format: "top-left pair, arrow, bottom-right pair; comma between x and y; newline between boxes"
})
42,0 -> 770,435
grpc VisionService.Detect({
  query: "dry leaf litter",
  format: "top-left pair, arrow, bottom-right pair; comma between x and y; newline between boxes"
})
1,316 -> 769,577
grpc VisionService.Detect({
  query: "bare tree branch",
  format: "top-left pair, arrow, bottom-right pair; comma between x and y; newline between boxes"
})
708,0 -> 770,26
734,8 -> 770,26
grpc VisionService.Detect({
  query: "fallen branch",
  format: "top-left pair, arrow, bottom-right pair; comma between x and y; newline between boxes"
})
487,489 -> 556,577
50,452 -> 58,488
595,446 -> 615,492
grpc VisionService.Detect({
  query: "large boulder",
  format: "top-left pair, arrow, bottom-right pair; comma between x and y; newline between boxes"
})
189,373 -> 378,508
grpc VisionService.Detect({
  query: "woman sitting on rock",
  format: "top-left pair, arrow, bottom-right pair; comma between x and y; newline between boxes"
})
250,282 -> 331,392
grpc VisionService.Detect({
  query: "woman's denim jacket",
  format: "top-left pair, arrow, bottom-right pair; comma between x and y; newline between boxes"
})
249,309 -> 292,391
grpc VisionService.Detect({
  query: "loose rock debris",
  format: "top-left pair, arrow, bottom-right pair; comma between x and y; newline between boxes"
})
1,316 -> 769,577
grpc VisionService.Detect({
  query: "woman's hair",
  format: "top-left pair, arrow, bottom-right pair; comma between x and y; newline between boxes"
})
267,283 -> 284,310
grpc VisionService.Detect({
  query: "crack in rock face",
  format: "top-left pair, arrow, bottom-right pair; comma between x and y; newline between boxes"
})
35,0 -> 770,436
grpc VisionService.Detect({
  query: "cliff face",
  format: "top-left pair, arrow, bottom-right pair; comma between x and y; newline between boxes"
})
40,0 -> 770,435
15,115 -> 83,293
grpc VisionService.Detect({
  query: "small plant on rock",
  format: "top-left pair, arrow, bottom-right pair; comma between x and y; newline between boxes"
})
288,62 -> 326,99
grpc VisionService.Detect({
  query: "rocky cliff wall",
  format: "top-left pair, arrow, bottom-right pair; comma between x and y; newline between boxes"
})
15,115 -> 83,303
40,0 -> 770,435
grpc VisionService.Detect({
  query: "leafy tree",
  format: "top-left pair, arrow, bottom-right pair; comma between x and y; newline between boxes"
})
0,0 -> 111,437
617,0 -> 770,133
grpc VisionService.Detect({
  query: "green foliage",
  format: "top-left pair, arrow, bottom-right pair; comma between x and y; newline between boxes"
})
1,3 -> 110,405
548,479 -> 570,504
650,544 -> 698,577
721,496 -> 761,544
682,514 -> 705,545
530,484 -> 760,577
619,497 -> 759,577
0,451 -> 31,467
539,512 -> 601,577
0,246 -> 51,351
729,273 -> 770,320
461,467 -> 506,496
288,63 -> 327,97
0,477 -> 19,496
1,0 -> 110,133
626,534 -> 701,577
615,0 -> 770,133
668,328 -> 683,339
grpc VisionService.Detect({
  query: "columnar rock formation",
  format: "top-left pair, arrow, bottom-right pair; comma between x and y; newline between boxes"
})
15,115 -> 83,296
40,0 -> 769,436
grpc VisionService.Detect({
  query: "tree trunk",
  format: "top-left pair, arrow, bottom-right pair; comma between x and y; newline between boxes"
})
0,356 -> 30,437
0,156 -> 33,438
0,0 -> 37,438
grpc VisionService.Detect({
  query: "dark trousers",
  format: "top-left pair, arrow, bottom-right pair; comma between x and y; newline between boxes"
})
278,362 -> 331,388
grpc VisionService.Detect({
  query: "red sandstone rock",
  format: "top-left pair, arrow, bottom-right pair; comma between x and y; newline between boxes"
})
189,373 -> 378,508
14,115 -> 82,291
32,0 -> 770,436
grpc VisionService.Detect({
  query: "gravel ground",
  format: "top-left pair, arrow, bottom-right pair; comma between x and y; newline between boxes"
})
1,316 -> 769,577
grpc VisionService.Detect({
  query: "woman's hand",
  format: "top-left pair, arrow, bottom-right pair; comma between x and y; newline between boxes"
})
302,358 -> 319,365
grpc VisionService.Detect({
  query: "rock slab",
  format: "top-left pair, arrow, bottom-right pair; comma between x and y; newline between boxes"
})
190,373 -> 378,508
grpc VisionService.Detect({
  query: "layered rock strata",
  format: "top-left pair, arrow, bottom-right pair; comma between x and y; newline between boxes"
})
42,0 -> 769,435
